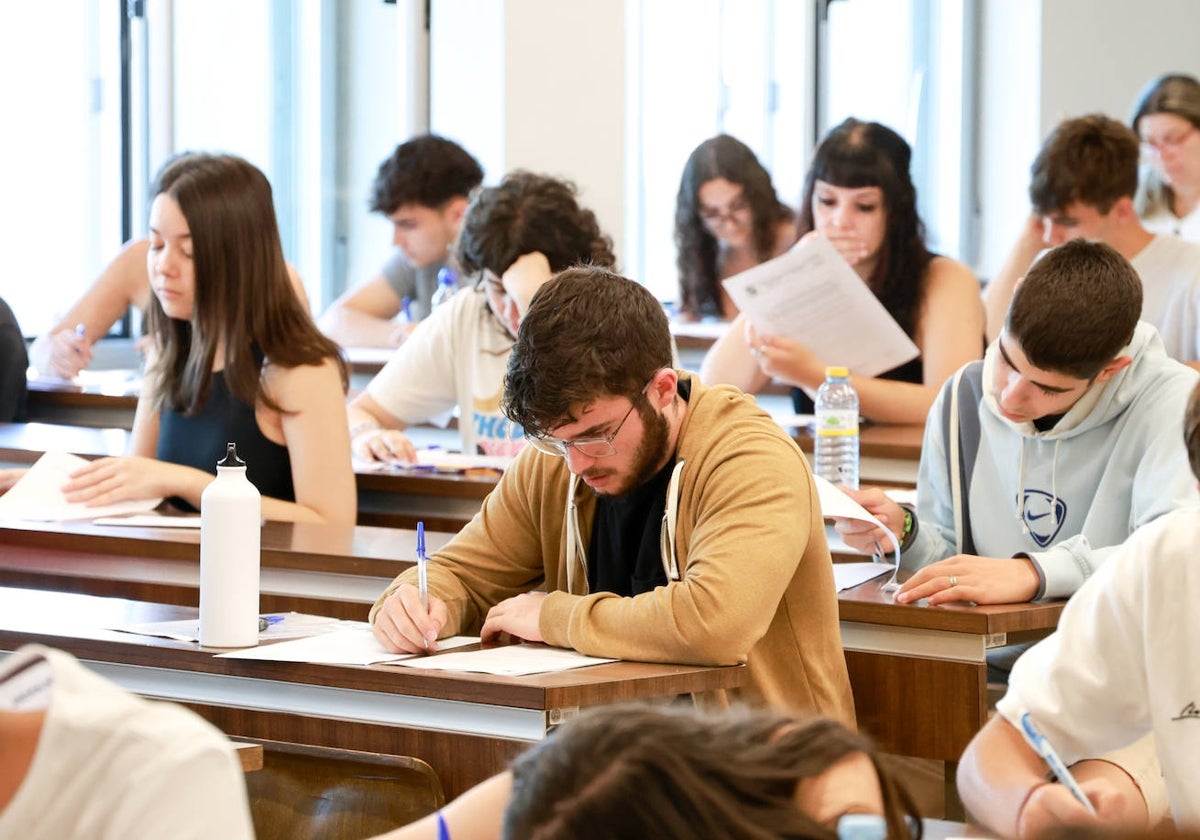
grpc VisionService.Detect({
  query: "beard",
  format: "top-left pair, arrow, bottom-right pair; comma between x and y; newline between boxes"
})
584,402 -> 671,499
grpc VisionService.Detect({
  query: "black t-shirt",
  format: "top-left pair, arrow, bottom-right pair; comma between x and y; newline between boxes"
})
586,379 -> 692,596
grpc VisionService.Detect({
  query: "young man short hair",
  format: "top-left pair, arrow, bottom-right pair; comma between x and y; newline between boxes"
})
982,114 -> 1200,369
841,239 -> 1199,607
369,267 -> 855,721
955,379 -> 1200,834
318,134 -> 484,347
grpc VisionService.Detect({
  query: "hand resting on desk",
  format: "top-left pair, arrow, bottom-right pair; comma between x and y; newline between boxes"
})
372,583 -> 448,654
894,555 -> 1040,606
351,428 -> 419,465
480,592 -> 547,644
60,456 -> 200,508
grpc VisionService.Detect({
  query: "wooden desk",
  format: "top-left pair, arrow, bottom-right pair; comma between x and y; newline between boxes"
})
0,422 -> 491,532
0,518 -> 452,621
0,587 -> 746,799
838,575 -> 1064,815
25,379 -> 139,429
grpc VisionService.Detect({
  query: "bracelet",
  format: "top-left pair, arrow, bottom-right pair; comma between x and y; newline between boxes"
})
898,505 -> 919,553
349,420 -> 382,440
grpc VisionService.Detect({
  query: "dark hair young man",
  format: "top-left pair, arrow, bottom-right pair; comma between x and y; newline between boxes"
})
369,267 -> 854,721
982,114 -> 1200,369
318,134 -> 484,347
843,240 -> 1198,608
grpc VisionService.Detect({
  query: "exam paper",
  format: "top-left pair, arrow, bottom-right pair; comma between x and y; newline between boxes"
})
354,448 -> 511,474
215,627 -> 479,665
722,235 -> 919,377
832,562 -> 896,592
812,474 -> 902,586
112,613 -> 350,644
387,644 -> 616,676
0,451 -> 162,521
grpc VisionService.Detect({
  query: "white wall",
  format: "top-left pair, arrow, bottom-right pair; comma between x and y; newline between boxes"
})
430,0 -> 626,266
977,0 -> 1200,279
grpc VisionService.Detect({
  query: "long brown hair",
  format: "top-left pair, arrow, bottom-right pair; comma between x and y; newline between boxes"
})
146,153 -> 346,414
503,703 -> 922,840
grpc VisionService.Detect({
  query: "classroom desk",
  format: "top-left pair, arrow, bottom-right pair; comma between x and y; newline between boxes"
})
0,518 -> 451,621
0,422 -> 487,532
838,574 -> 1064,815
0,586 -> 746,799
25,378 -> 140,429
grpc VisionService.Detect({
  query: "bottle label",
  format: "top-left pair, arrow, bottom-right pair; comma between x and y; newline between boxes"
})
815,410 -> 859,436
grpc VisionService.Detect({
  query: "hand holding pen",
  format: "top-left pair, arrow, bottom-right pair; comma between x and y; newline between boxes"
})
44,322 -> 93,379
370,521 -> 447,654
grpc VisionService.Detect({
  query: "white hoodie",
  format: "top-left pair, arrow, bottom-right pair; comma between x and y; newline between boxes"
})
904,322 -> 1199,598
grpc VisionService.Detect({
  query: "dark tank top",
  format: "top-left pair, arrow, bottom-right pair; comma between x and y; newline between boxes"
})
157,369 -> 295,511
791,356 -> 923,414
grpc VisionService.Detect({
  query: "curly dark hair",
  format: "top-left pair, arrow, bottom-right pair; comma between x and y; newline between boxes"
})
368,134 -> 483,215
796,118 -> 933,338
675,134 -> 795,319
502,267 -> 672,437
455,171 -> 616,276
502,703 -> 922,840
1028,114 -> 1139,215
1007,239 -> 1141,380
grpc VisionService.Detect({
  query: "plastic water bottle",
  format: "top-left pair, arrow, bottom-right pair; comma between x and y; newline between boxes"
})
814,366 -> 859,489
430,267 -> 461,309
199,442 -> 262,648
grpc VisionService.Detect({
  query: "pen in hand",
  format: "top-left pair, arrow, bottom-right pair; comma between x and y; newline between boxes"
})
416,519 -> 429,613
1019,713 -> 1098,817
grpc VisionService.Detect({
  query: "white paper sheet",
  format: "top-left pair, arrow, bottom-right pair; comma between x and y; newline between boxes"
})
386,644 -> 617,676
722,236 -> 919,377
0,451 -> 162,521
93,513 -> 202,528
113,613 -> 351,644
354,448 -> 511,474
216,627 -> 479,664
832,561 -> 896,592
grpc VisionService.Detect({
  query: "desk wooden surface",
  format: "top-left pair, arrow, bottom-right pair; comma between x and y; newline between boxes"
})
26,378 -> 140,429
0,586 -> 746,798
0,422 -> 490,532
0,518 -> 449,620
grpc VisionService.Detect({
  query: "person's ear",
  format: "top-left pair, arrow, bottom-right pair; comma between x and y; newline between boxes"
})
647,368 -> 679,410
1094,354 -> 1133,384
443,196 -> 470,228
1109,196 -> 1137,224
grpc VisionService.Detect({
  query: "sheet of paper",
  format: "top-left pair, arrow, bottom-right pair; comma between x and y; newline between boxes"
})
216,627 -> 479,664
722,236 -> 919,377
813,474 -> 903,569
353,448 -> 511,474
832,561 -> 896,592
0,451 -> 162,521
112,613 -> 352,644
93,513 -> 202,528
387,644 -> 617,676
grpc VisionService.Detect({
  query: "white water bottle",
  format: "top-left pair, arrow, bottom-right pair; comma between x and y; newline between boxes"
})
814,366 -> 859,489
199,442 -> 261,647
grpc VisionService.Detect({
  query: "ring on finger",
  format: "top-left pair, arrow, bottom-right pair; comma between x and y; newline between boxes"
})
949,575 -> 959,587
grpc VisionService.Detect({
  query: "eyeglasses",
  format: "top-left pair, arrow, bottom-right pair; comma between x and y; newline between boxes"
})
1141,124 -> 1197,154
698,197 -> 750,226
525,378 -> 655,459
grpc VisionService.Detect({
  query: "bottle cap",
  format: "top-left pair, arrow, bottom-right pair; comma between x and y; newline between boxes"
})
217,442 -> 245,468
825,366 -> 849,379
437,267 -> 459,287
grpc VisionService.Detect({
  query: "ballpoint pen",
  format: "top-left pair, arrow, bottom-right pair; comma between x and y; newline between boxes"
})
1019,713 -> 1098,816
417,520 -> 429,613
400,296 -> 413,323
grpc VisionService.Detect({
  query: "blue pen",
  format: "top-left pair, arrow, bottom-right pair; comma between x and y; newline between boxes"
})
417,521 -> 429,613
257,615 -> 285,632
400,295 -> 413,323
1019,713 -> 1098,816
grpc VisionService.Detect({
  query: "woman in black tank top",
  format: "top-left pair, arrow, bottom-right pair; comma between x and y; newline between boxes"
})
701,119 -> 986,425
59,153 -> 356,524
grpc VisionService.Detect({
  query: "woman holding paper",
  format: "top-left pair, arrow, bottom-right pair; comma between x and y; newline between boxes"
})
674,134 -> 797,321
701,119 -> 984,425
1,154 -> 356,523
